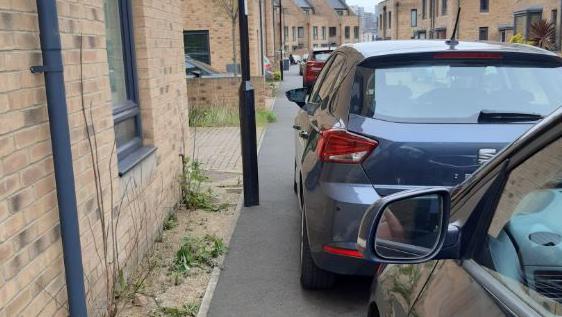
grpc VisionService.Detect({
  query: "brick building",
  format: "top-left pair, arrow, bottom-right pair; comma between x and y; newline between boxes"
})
375,0 -> 561,50
269,0 -> 361,58
0,0 -> 189,316
183,0 -> 265,76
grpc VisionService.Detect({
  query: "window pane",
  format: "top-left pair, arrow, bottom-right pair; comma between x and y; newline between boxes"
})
353,64 -> 562,123
476,138 -> 562,314
184,31 -> 210,64
104,0 -> 128,107
115,117 -> 138,148
514,15 -> 525,35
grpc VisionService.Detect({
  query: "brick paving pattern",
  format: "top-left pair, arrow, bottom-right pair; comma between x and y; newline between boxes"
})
188,127 -> 264,172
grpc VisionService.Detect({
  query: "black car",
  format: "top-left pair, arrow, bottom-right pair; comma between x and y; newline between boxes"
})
359,107 -> 562,317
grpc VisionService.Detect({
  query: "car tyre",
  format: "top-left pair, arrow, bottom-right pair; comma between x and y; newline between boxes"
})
300,212 -> 336,290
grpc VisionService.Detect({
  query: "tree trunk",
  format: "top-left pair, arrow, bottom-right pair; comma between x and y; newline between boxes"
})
232,19 -> 237,75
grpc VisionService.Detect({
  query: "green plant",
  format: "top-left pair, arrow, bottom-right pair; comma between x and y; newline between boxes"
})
179,157 -> 217,211
173,234 -> 226,275
153,303 -> 200,317
530,19 -> 556,50
510,33 -> 534,45
189,107 -> 277,127
163,213 -> 178,230
273,70 -> 281,81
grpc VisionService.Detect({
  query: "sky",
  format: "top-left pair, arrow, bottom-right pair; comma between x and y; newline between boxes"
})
345,0 -> 383,13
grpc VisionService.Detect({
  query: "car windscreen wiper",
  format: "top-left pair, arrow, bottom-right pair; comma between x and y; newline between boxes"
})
478,111 -> 544,123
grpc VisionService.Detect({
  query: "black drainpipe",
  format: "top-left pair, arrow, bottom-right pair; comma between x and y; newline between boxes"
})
31,0 -> 88,316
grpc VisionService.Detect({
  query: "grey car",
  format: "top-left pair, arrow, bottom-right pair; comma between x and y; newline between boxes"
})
286,40 -> 562,289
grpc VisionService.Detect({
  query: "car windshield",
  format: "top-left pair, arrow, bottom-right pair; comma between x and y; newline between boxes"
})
352,63 -> 562,123
313,51 -> 332,61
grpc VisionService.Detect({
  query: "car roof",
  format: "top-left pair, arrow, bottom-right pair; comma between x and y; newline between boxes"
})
344,40 -> 558,58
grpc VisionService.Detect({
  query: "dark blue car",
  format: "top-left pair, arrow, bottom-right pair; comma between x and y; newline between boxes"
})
286,40 -> 562,289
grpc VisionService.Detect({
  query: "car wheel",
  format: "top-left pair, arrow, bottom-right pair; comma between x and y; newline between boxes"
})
300,211 -> 336,290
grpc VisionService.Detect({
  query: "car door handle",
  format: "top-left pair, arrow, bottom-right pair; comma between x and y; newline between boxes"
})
293,125 -> 301,130
299,131 -> 309,139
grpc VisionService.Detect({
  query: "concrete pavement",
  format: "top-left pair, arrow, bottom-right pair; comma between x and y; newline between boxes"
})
207,66 -> 371,317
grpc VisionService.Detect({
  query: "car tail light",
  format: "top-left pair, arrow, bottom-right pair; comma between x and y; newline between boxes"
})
323,245 -> 364,258
306,60 -> 324,72
433,52 -> 503,60
317,130 -> 378,163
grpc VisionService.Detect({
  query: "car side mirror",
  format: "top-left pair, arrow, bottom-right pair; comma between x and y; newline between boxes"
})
357,188 -> 459,264
286,88 -> 308,107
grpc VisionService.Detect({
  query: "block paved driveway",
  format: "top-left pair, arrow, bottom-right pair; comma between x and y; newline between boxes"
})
207,66 -> 372,317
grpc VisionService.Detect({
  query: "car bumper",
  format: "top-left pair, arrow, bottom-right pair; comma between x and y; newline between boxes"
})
303,174 -> 382,276
312,242 -> 380,276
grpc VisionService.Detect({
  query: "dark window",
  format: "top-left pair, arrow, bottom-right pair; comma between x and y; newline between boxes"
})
354,26 -> 359,39
329,26 -> 337,37
292,26 -> 296,41
388,11 -> 392,28
422,0 -> 427,19
480,0 -> 489,12
284,26 -> 289,40
435,29 -> 446,39
479,27 -> 488,40
379,14 -> 383,28
552,9 -> 558,25
184,30 -> 211,64
322,26 -> 326,39
298,27 -> 305,38
441,0 -> 447,15
313,26 -> 318,40
500,30 -> 506,42
514,11 -> 542,39
411,9 -> 417,27
104,0 -> 145,167
345,26 -> 350,39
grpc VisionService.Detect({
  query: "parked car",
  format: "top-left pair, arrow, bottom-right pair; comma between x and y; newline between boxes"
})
264,56 -> 274,80
185,55 -> 232,78
302,48 -> 333,88
299,54 -> 309,76
360,107 -> 562,317
286,40 -> 562,289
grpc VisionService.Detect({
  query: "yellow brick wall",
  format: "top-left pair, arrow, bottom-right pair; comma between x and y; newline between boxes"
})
0,0 -> 188,316
378,0 -> 561,46
184,0 -> 263,76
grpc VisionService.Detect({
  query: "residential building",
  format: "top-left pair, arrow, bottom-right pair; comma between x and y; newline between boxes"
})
0,0 -> 188,316
184,0 -> 266,76
268,0 -> 360,60
375,0 -> 561,50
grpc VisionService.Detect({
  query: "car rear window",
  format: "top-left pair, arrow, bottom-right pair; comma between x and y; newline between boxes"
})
313,51 -> 332,61
350,62 -> 562,123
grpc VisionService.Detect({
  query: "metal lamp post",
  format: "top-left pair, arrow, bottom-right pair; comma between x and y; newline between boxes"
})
279,0 -> 284,80
238,0 -> 260,206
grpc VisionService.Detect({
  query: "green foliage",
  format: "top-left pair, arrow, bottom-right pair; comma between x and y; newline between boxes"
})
179,158 -> 216,211
189,107 -> 277,127
257,110 -> 277,124
173,234 -> 226,275
273,70 -> 282,81
152,303 -> 200,317
163,213 -> 178,230
510,33 -> 534,45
